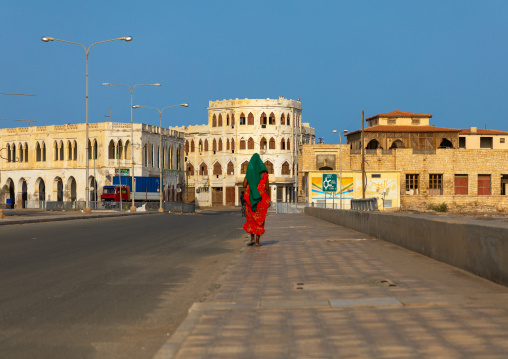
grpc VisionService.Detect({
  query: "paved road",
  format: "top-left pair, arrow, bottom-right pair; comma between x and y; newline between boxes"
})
0,209 -> 246,359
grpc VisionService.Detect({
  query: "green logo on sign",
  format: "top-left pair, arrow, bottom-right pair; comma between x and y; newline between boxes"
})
115,168 -> 130,176
322,174 -> 337,192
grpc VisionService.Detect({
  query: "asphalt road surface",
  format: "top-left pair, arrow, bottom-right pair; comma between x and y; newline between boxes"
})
0,208 -> 247,359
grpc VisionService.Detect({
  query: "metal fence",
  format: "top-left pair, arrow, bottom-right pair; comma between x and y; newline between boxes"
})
350,197 -> 378,211
273,202 -> 308,214
24,200 -> 195,213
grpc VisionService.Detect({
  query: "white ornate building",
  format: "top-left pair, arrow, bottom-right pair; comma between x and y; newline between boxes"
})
175,97 -> 315,207
0,122 -> 185,208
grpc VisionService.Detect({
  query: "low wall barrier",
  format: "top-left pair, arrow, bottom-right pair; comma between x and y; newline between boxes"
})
304,207 -> 508,287
29,200 -> 194,213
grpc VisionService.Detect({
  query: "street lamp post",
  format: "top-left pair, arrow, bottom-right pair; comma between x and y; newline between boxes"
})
42,36 -> 132,213
333,129 -> 348,209
132,104 -> 188,212
102,83 -> 161,212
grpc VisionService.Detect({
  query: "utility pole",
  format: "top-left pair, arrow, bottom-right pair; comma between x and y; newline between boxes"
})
361,110 -> 365,198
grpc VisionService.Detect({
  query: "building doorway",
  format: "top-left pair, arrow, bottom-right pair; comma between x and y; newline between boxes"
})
21,179 -> 27,208
501,175 -> 508,195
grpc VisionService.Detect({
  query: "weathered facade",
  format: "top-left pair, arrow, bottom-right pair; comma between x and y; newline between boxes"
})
299,110 -> 508,212
175,97 -> 315,207
0,122 -> 185,207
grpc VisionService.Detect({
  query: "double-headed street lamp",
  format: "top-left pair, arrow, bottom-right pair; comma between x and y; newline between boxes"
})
333,129 -> 348,209
42,35 -> 132,213
102,83 -> 161,212
132,104 -> 188,212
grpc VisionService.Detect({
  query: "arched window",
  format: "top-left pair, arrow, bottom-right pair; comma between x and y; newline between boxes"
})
269,137 -> 276,150
125,140 -> 131,160
390,140 -> 405,149
287,139 -> 291,151
226,114 -> 230,126
218,138 -> 223,151
260,112 -> 267,126
231,113 -> 235,126
42,142 -> 46,161
241,161 -> 249,174
73,140 -> 78,161
23,143 -> 28,162
143,145 -> 148,167
240,112 -> 246,125
185,140 -> 189,153
118,140 -> 123,160
151,144 -> 154,167
287,114 -> 291,126
366,139 -> 381,149
231,138 -> 235,152
281,138 -> 286,150
439,138 -> 453,149
218,114 -> 223,127
18,143 -> 23,163
226,139 -> 230,151
93,140 -> 98,160
212,139 -> 217,152
204,139 -> 209,151
199,140 -> 203,152
213,162 -> 222,175
264,161 -> 274,174
281,162 -> 290,175
187,163 -> 194,176
7,144 -> 11,162
200,163 -> 208,176
59,141 -> 64,161
212,114 -> 217,127
88,139 -> 93,160
227,161 -> 234,175
35,143 -> 41,162
281,113 -> 285,125
67,140 -> 72,160
53,141 -> 58,161
260,137 -> 267,150
248,112 -> 254,125
108,140 -> 116,159
176,148 -> 181,170
248,137 -> 255,150
240,138 -> 246,150
269,113 -> 275,125
190,140 -> 195,152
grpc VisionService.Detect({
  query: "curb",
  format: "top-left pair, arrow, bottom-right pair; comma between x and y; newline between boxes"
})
0,211 -> 153,226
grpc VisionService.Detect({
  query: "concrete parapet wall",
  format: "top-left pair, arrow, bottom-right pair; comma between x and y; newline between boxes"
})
305,207 -> 508,286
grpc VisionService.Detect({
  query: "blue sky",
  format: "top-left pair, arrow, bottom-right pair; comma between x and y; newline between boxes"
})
1,1 -> 507,144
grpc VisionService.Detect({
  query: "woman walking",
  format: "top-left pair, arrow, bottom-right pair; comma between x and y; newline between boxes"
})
243,153 -> 271,246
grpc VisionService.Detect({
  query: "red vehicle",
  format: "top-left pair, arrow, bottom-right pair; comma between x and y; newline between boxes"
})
100,185 -> 130,202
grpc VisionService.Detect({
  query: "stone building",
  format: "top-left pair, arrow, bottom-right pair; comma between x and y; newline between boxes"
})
174,97 -> 315,207
299,110 -> 508,212
0,122 -> 185,207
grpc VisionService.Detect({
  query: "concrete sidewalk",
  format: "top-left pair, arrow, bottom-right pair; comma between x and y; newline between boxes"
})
155,213 -> 508,359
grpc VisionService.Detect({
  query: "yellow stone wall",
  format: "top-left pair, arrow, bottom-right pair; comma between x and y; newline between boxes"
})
299,144 -> 508,211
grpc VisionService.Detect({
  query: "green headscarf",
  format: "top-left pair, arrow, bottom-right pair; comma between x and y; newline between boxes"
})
246,153 -> 268,212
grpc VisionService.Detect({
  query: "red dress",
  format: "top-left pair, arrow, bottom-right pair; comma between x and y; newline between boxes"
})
243,172 -> 270,235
